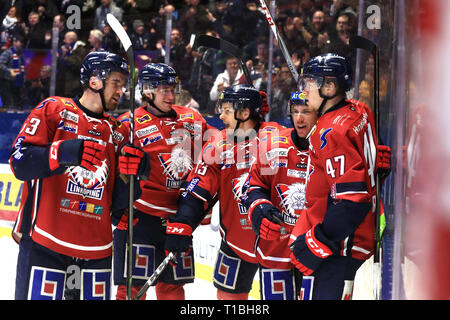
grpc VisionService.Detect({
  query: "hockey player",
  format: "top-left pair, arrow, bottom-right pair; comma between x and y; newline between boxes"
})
112,62 -> 211,300
288,53 -> 389,299
164,84 -> 286,300
242,91 -> 318,300
10,50 -> 150,300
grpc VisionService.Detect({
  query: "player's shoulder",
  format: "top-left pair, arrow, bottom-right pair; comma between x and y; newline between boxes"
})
33,96 -> 74,112
323,99 -> 372,135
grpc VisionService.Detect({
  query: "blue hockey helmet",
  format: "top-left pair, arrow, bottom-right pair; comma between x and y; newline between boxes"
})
138,62 -> 180,93
287,91 -> 308,114
300,53 -> 353,93
218,84 -> 263,116
80,50 -> 129,87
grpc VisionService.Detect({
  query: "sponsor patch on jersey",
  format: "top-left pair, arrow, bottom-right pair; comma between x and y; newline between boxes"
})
136,125 -> 159,138
12,136 -> 25,161
353,112 -> 368,135
183,122 -> 202,132
260,125 -> 279,134
140,133 -> 162,147
179,113 -> 193,121
136,114 -> 152,124
185,177 -> 200,193
59,109 -> 79,123
112,130 -> 124,143
287,169 -> 306,179
319,128 -> 333,149
57,120 -> 78,133
77,135 -> 106,146
266,148 -> 290,161
271,136 -> 288,144
60,198 -> 103,216
62,99 -> 76,109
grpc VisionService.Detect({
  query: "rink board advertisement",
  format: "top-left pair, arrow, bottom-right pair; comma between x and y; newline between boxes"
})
0,164 -> 22,235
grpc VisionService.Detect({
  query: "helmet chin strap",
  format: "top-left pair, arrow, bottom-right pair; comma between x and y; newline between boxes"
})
317,86 -> 339,117
88,81 -> 108,113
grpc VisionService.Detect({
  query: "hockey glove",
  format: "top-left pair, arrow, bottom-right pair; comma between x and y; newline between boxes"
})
289,224 -> 336,276
49,139 -> 106,172
248,199 -> 284,240
165,217 -> 193,257
115,212 -> 139,231
376,144 -> 391,181
118,143 -> 150,180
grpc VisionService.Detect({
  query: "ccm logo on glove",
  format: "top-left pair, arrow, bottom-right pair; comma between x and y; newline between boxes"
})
166,223 -> 193,236
305,229 -> 333,258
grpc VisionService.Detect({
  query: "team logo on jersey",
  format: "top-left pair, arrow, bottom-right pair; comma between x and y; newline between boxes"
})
158,147 -> 192,188
319,128 -> 333,149
66,159 -> 109,200
275,183 -> 306,225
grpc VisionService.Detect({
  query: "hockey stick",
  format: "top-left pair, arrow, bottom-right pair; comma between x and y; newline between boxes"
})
134,252 -> 177,300
257,0 -> 299,84
195,34 -> 253,86
349,35 -> 382,300
106,13 -> 137,301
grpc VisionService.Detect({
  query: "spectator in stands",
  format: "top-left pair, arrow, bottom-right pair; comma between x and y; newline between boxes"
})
52,14 -> 68,48
0,34 -> 25,109
33,0 -> 58,28
25,64 -> 51,108
88,29 -> 104,52
322,12 -> 355,64
175,88 -> 200,112
130,19 -> 149,51
185,29 -> 225,114
209,55 -> 243,103
93,0 -> 123,31
1,5 -> 23,51
178,0 -> 211,41
305,10 -> 331,57
24,11 -> 51,49
102,24 -> 121,52
168,27 -> 192,83
269,63 -> 296,126
55,30 -> 88,97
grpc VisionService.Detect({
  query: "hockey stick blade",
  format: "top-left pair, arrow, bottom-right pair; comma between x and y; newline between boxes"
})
134,252 -> 177,300
350,35 -> 376,55
195,35 -> 253,86
106,14 -> 131,52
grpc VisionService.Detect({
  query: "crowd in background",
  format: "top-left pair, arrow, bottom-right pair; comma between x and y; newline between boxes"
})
0,0 -> 359,124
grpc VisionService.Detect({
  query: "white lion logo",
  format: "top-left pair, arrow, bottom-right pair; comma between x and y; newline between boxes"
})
162,147 -> 193,180
279,182 -> 306,219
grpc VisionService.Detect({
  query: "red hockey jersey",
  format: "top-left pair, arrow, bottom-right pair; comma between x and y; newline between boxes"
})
117,105 -> 210,218
248,127 -> 309,269
291,99 -> 379,260
186,122 -> 283,263
11,97 -> 128,259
